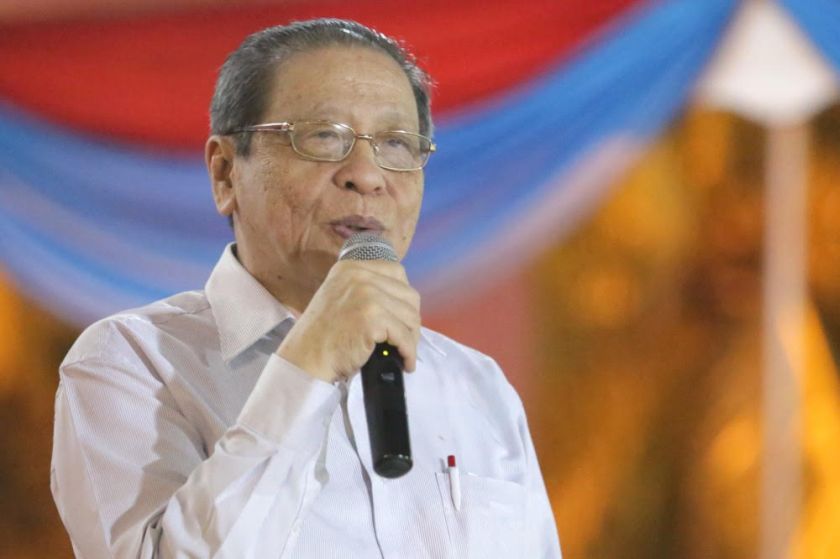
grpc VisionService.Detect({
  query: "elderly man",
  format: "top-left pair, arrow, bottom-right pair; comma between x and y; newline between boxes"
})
51,18 -> 561,558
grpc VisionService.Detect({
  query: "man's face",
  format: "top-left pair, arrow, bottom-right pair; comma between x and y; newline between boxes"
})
212,46 -> 424,294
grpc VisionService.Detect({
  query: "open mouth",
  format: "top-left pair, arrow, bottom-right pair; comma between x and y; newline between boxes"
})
329,215 -> 385,239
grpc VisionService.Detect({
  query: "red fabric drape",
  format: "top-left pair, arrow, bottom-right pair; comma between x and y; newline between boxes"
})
0,0 -> 641,149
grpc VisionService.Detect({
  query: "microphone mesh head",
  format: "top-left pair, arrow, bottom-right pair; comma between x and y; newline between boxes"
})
338,232 -> 398,262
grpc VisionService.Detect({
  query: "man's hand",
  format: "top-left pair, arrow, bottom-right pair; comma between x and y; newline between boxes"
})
276,260 -> 421,383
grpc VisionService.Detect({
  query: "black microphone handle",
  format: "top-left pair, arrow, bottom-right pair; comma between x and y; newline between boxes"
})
360,341 -> 412,478
338,232 -> 412,479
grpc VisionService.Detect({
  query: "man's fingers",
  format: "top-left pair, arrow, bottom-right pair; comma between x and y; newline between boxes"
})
282,258 -> 421,382
380,310 -> 420,372
332,259 -> 410,285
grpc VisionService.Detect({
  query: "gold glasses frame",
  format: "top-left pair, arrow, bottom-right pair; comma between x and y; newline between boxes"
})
234,120 -> 436,172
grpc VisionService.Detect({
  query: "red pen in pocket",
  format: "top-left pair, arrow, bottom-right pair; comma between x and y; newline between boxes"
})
447,454 -> 461,511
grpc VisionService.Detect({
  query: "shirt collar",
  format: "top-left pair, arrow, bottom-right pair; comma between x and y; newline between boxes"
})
206,243 -> 295,362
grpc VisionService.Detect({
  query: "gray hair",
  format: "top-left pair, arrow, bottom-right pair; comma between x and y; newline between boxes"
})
210,18 -> 433,155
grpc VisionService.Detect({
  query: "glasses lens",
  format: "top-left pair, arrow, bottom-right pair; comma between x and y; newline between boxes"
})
375,131 -> 431,170
292,122 -> 353,161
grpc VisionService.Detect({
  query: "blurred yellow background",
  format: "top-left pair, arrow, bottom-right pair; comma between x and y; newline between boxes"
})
2,105 -> 839,558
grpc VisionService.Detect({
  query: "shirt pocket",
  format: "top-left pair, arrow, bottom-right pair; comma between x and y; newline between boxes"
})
434,471 -> 526,559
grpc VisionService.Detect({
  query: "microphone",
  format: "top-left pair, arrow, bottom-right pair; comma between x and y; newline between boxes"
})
338,232 -> 413,478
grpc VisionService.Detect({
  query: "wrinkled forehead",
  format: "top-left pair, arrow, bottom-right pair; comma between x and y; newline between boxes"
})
264,46 -> 420,129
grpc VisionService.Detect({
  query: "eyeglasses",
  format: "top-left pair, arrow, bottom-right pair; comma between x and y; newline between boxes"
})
234,120 -> 436,172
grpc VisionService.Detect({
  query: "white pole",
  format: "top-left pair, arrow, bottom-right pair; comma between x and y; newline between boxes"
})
760,123 -> 807,559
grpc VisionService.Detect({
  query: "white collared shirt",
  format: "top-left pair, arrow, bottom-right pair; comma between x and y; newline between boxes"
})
51,244 -> 561,558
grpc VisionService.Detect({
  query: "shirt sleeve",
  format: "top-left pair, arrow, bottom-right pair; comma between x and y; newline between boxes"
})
51,330 -> 340,559
481,354 -> 562,559
516,396 -> 563,559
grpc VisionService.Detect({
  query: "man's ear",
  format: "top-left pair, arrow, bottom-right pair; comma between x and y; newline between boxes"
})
206,135 -> 237,217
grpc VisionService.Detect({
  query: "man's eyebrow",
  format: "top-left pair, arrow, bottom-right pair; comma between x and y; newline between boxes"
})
303,103 -> 417,129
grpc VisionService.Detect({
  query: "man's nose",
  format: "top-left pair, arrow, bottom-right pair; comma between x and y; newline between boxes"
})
333,137 -> 386,194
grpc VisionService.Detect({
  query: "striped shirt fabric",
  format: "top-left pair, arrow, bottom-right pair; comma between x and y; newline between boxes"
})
51,244 -> 562,558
